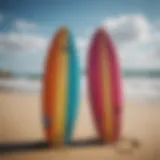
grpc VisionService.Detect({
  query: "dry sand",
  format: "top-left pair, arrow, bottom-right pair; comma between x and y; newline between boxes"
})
0,91 -> 159,160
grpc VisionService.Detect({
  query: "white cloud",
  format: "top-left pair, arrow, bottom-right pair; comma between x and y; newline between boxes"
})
0,16 -> 48,55
76,37 -> 89,70
102,14 -> 160,69
77,37 -> 88,52
103,14 -> 150,45
118,34 -> 160,70
0,33 -> 48,54
15,19 -> 38,31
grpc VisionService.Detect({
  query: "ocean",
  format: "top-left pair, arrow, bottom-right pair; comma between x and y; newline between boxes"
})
0,71 -> 160,100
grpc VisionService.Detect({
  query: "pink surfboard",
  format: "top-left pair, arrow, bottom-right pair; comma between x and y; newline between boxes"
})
87,28 -> 123,142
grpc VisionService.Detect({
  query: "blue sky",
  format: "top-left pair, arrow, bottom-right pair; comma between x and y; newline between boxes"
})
0,0 -> 160,74
0,0 -> 159,35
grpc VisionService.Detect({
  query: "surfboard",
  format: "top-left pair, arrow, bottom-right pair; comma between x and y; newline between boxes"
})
43,27 -> 80,146
87,28 -> 122,143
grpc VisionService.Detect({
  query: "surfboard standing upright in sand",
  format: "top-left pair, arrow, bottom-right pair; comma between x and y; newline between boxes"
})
87,28 -> 122,143
43,27 -> 80,146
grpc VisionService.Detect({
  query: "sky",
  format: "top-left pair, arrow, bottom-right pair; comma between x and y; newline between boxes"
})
0,0 -> 160,74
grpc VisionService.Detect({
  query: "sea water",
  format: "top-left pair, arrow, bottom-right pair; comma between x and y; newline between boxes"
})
0,73 -> 160,100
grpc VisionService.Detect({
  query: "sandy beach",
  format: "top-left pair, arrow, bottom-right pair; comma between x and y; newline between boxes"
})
0,91 -> 159,160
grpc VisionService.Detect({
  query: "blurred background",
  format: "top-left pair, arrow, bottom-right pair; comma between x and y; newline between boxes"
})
0,0 -> 159,159
1,0 -> 160,99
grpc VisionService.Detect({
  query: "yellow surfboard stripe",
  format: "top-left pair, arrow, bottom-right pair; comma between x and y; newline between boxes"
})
100,44 -> 114,142
53,30 -> 69,145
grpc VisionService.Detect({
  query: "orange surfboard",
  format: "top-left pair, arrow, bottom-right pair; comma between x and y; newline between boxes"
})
43,27 -> 80,146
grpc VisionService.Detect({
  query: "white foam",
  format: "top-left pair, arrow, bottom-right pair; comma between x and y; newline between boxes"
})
124,77 -> 160,100
0,77 -> 160,100
0,78 -> 41,92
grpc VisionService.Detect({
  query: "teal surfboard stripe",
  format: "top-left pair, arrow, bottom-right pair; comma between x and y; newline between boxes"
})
65,32 -> 80,144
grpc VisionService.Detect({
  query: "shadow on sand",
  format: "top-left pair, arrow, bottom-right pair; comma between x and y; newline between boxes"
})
0,138 -> 105,153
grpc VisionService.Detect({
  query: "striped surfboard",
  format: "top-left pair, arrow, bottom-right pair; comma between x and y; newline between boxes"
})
43,27 -> 80,146
87,28 -> 122,143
